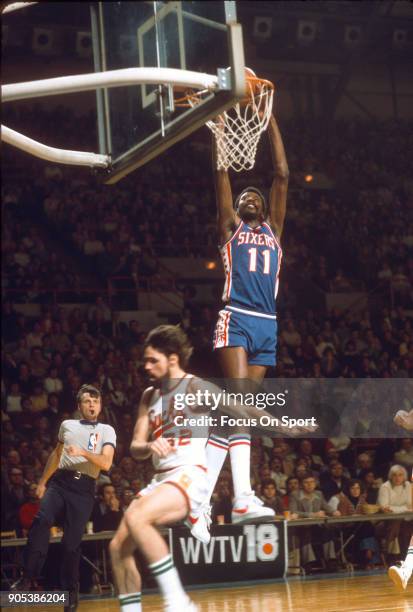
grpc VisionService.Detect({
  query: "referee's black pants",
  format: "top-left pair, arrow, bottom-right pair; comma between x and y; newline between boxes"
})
24,470 -> 95,592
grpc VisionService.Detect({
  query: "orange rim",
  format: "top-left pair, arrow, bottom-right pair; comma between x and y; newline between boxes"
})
174,75 -> 274,108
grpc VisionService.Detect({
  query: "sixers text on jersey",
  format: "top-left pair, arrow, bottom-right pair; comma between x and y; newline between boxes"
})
220,221 -> 282,317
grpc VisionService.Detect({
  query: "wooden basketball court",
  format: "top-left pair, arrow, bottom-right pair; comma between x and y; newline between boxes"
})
14,574 -> 413,611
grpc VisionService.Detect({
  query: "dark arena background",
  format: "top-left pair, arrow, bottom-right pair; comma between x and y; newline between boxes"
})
1,2 -> 412,611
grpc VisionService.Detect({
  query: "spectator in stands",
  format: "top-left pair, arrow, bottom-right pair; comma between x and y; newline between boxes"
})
118,457 -> 139,484
352,452 -> 374,478
6,467 -> 26,526
29,382 -> 49,414
6,449 -> 22,469
321,347 -> 340,377
320,460 -> 350,502
44,366 -> 63,395
212,479 -> 232,525
18,483 -> 40,536
269,457 -> 288,495
16,362 -> 36,395
6,382 -> 23,415
17,441 -> 38,470
25,322 -> 44,350
359,469 -> 381,504
330,479 -> 380,568
130,479 -> 143,495
378,465 -> 413,559
260,478 -> 284,514
120,488 -> 134,513
289,473 -> 339,572
283,476 -> 300,511
281,320 -> 302,349
49,321 -> 71,355
394,438 -> 413,470
297,440 -> 324,473
91,483 -> 123,532
109,467 -> 129,498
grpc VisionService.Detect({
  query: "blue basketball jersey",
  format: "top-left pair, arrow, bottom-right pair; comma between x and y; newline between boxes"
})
219,221 -> 282,316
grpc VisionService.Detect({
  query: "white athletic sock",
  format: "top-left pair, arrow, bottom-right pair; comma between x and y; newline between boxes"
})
149,554 -> 188,607
204,435 -> 229,501
405,546 -> 413,572
228,433 -> 252,499
119,592 -> 142,611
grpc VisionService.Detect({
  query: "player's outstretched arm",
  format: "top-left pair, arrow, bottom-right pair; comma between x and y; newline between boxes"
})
267,114 -> 289,240
212,124 -> 238,244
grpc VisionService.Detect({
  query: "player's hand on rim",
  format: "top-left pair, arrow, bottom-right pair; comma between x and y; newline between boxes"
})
148,438 -> 176,458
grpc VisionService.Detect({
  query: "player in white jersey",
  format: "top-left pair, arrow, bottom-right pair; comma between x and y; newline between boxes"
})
109,325 -> 204,612
109,324 -> 306,610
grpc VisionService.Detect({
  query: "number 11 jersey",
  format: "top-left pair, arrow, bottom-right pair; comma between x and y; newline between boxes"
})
219,221 -> 282,317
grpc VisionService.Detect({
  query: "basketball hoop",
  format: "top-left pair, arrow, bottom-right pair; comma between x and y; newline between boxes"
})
175,70 -> 274,172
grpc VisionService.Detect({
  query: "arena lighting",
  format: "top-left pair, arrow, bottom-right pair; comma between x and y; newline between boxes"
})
305,174 -> 313,183
76,31 -> 92,59
253,16 -> 273,41
205,261 -> 217,270
344,25 -> 362,48
297,20 -> 317,45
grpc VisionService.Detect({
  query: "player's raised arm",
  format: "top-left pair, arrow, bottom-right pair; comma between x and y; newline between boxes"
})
267,114 -> 289,240
212,123 -> 238,245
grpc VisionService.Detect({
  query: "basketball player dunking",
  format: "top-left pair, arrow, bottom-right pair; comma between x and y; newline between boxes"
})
189,111 -> 290,542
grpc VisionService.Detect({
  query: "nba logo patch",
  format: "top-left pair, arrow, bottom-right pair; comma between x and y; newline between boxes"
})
88,432 -> 98,452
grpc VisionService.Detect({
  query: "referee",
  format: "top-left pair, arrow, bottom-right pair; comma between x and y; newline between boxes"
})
12,384 -> 116,612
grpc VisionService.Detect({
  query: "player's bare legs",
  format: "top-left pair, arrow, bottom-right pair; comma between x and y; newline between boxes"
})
112,484 -> 194,611
124,486 -> 187,563
217,347 -> 273,523
188,346 -> 272,537
110,518 -> 141,595
388,535 -> 413,590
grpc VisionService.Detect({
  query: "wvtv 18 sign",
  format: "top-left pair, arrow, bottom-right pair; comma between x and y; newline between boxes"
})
172,523 -> 286,585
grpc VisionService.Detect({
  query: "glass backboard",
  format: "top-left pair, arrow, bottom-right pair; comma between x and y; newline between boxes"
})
91,1 -> 245,183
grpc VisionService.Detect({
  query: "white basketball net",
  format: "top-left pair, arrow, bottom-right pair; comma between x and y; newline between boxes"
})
207,80 -> 274,172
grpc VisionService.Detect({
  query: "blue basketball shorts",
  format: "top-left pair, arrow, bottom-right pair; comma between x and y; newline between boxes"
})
213,306 -> 278,366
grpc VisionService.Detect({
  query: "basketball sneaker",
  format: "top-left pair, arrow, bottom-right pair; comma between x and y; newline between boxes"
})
388,562 -> 412,590
232,492 -> 275,524
186,504 -> 212,544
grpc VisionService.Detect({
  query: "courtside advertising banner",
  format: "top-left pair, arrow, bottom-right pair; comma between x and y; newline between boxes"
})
172,522 -> 287,584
